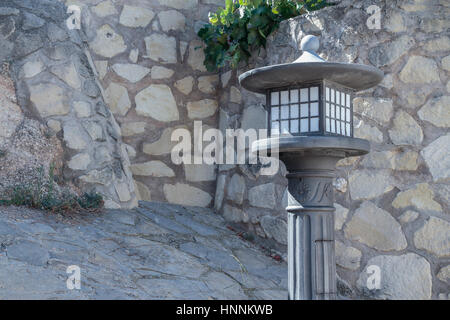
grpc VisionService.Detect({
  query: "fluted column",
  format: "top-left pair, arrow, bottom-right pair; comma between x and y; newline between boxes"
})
282,155 -> 338,300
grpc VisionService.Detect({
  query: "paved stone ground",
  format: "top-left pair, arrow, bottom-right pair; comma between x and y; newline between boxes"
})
0,202 -> 287,299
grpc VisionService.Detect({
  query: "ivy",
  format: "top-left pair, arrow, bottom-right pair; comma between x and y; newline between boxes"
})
198,0 -> 330,72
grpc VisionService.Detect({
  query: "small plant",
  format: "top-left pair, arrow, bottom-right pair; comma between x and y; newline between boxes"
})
0,164 -> 104,213
198,0 -> 330,72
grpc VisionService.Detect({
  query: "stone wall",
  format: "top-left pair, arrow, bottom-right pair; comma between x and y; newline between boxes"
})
0,0 -> 137,208
65,0 -> 224,207
220,0 -> 449,299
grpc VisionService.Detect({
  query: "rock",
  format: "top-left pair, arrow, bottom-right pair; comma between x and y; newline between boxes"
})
121,122 -> 146,137
198,75 -> 219,94
394,150 -> 419,171
188,40 -> 207,72
29,84 -> 69,117
348,170 -> 394,200
129,49 -> 139,63
79,167 -> 113,185
187,99 -> 218,119
437,265 -> 450,283
68,153 -> 90,170
21,58 -> 44,78
223,205 -> 246,223
105,82 -> 131,116
385,12 -> 406,33
50,61 -> 81,89
354,121 -> 383,143
226,174 -> 246,205
63,123 -> 88,150
22,12 -> 45,30
392,183 -> 442,212
424,36 -> 450,52
83,121 -> 104,141
163,183 -> 212,207
399,56 -> 440,84
353,98 -> 394,125
333,177 -> 347,193
335,241 -> 361,270
157,0 -> 198,10
442,55 -> 450,72
135,180 -> 151,201
144,34 -> 177,63
221,70 -> 232,88
175,76 -> 194,95
94,60 -> 108,79
414,217 -> 450,257
158,10 -> 185,32
241,105 -> 267,131
260,216 -> 287,245
143,126 -> 186,155
357,253 -> 432,300
389,111 -> 423,146
115,182 -> 132,202
130,161 -> 175,177
92,0 -> 117,17
418,96 -> 450,128
135,85 -> 179,122
368,35 -> 415,67
421,135 -> 450,182
398,210 -> 419,224
335,203 -> 349,230
90,25 -> 127,58
7,240 -> 49,266
214,174 -> 226,211
345,201 -> 407,251
230,86 -> 242,104
112,63 -> 150,83
184,164 -> 216,182
248,183 -> 277,209
151,66 -> 174,79
361,151 -> 396,169
119,5 -> 155,28
73,101 -> 91,118
47,119 -> 61,133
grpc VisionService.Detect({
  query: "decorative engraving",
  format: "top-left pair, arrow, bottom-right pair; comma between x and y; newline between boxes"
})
290,178 -> 333,206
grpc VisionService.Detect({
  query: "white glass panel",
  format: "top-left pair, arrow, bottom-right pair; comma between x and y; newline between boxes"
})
281,105 -> 289,119
310,87 -> 319,101
326,87 -> 330,101
281,91 -> 289,104
346,94 -> 351,107
326,117 -> 330,132
341,92 -> 346,106
290,89 -> 299,103
331,89 -> 335,102
290,104 -> 299,119
331,120 -> 336,133
271,92 -> 279,105
336,106 -> 341,120
346,123 -> 351,136
300,119 -> 309,132
311,118 -> 319,132
341,107 -> 346,121
336,121 -> 340,134
290,120 -> 299,133
310,102 -> 319,117
272,121 -> 280,134
326,103 -> 330,117
331,104 -> 335,118
281,120 -> 289,134
300,88 -> 308,102
300,103 -> 309,117
346,108 -> 350,121
337,90 -> 342,105
271,107 -> 279,120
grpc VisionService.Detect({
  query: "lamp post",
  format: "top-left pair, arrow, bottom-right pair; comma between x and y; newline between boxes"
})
240,35 -> 383,300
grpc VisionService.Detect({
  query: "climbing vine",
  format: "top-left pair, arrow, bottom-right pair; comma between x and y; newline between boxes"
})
197,0 -> 330,72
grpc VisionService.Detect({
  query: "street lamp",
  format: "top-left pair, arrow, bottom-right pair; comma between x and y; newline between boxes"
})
240,35 -> 383,300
